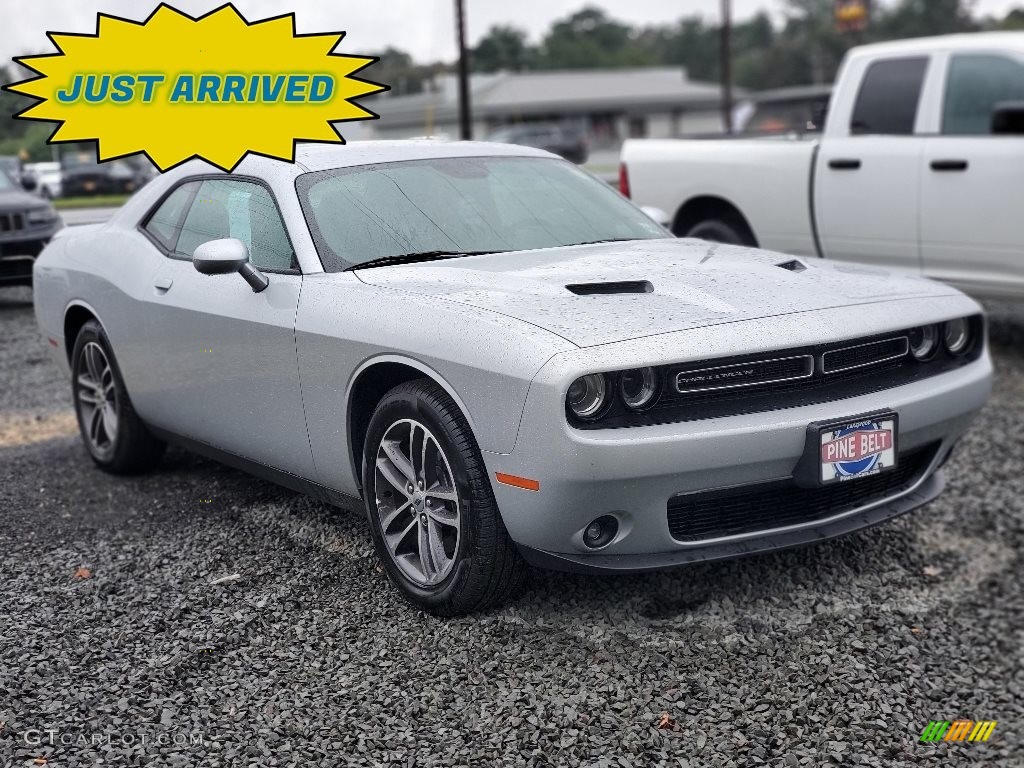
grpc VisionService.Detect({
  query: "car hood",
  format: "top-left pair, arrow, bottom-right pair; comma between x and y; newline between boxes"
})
353,238 -> 957,347
0,188 -> 46,211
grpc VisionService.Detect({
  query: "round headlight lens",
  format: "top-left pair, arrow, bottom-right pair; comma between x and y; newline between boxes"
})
567,374 -> 609,420
619,367 -> 658,410
943,318 -> 970,354
907,324 -> 939,360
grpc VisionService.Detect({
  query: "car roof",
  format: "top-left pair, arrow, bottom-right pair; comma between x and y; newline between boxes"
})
847,31 -> 1024,60
291,139 -> 552,172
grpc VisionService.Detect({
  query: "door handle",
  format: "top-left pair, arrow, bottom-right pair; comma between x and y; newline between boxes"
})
930,159 -> 968,172
828,158 -> 861,170
153,276 -> 173,291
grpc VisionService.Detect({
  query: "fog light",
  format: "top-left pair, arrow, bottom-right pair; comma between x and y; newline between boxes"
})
582,515 -> 618,549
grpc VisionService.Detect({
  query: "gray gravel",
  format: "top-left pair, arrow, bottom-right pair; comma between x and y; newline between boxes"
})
1,284 -> 1021,767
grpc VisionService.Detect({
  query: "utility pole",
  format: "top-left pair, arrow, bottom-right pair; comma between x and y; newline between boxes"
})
720,0 -> 734,134
455,0 -> 472,140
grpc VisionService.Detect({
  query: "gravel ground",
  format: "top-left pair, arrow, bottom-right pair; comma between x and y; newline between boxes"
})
1,285 -> 1021,767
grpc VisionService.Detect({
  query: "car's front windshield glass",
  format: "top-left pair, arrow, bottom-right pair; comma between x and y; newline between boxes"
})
297,155 -> 666,270
0,170 -> 14,191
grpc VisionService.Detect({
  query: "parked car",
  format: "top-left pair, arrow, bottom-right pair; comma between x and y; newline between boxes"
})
487,123 -> 589,164
33,141 -> 990,615
621,33 -> 1024,300
0,155 -> 25,186
60,152 -> 151,197
25,161 -> 63,199
0,168 -> 62,286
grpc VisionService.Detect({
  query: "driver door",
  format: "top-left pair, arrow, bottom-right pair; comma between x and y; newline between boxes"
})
139,176 -> 315,478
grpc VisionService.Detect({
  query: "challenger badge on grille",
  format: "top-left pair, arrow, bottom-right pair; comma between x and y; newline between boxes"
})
674,355 -> 814,394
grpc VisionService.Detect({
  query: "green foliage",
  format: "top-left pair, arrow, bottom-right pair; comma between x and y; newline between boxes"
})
465,0 -> 1003,91
472,25 -> 535,72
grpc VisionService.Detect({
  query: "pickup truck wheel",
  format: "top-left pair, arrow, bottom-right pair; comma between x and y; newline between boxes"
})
363,379 -> 525,616
71,320 -> 166,474
682,217 -> 752,246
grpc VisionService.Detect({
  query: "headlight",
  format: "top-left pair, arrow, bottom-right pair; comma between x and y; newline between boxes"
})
907,324 -> 939,360
943,317 -> 970,354
619,367 -> 658,410
567,374 -> 609,420
26,207 -> 58,225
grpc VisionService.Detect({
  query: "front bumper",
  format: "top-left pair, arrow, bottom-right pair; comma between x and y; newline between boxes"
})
0,236 -> 51,285
482,311 -> 992,574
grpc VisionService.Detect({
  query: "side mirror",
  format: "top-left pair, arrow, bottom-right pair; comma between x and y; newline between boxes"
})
640,205 -> 671,228
991,101 -> 1024,135
192,238 -> 268,293
21,173 -> 38,192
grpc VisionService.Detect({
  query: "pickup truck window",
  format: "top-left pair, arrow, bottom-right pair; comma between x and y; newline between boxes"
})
942,54 -> 1024,135
850,57 -> 928,136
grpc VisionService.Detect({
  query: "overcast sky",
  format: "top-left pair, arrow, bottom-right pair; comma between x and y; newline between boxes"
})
4,0 -> 1022,65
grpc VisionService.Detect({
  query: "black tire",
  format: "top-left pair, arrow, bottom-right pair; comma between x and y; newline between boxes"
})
71,319 -> 165,474
682,215 -> 754,246
362,379 -> 525,616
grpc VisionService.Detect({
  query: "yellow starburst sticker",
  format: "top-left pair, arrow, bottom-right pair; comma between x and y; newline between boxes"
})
4,3 -> 387,171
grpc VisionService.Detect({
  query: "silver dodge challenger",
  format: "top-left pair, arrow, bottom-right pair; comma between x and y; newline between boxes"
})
33,141 -> 992,615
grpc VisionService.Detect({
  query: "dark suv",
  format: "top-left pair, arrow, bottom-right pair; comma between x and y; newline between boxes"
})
61,153 -> 152,197
0,169 -> 62,286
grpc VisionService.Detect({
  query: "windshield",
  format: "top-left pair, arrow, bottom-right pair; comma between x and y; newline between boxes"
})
297,156 -> 666,271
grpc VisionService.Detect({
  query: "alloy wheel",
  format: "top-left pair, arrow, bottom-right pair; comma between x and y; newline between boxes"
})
75,341 -> 119,459
373,418 -> 462,587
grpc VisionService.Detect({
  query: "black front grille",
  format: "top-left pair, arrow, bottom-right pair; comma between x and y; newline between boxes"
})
0,212 -> 25,233
571,316 -> 985,430
822,336 -> 909,374
667,444 -> 938,542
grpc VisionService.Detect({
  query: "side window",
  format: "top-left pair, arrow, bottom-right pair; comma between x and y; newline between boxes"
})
176,179 -> 296,271
850,57 -> 929,135
942,54 -> 1024,135
142,182 -> 197,251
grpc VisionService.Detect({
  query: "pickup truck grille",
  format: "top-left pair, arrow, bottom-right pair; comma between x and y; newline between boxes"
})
570,317 -> 984,429
667,443 -> 937,542
0,212 -> 25,233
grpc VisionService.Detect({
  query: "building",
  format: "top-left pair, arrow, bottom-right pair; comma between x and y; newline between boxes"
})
359,67 -> 733,151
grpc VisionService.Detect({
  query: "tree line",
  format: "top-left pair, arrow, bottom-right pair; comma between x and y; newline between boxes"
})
375,0 -> 1024,96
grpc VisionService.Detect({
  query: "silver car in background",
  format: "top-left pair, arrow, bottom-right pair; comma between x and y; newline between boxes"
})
32,141 -> 992,615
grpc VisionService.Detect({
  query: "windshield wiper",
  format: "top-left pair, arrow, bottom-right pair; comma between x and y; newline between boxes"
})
572,237 -> 640,246
345,250 -> 501,271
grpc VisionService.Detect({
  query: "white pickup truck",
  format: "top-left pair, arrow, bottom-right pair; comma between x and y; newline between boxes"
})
621,33 -> 1024,300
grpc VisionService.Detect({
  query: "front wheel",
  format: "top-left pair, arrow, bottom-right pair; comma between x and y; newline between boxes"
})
362,379 -> 524,616
71,320 -> 165,474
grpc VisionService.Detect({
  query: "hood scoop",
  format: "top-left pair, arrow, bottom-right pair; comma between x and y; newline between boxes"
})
566,280 -> 653,296
776,259 -> 807,272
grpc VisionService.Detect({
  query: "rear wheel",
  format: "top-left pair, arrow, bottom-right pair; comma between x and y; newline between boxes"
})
682,215 -> 754,246
71,320 -> 165,474
362,379 -> 524,616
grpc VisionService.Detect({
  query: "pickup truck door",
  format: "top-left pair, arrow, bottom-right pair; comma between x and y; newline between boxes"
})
814,55 -> 931,272
919,50 -> 1024,297
137,176 -> 316,479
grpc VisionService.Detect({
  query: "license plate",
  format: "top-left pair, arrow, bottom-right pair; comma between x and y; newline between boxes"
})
83,181 -> 96,191
818,415 -> 897,485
